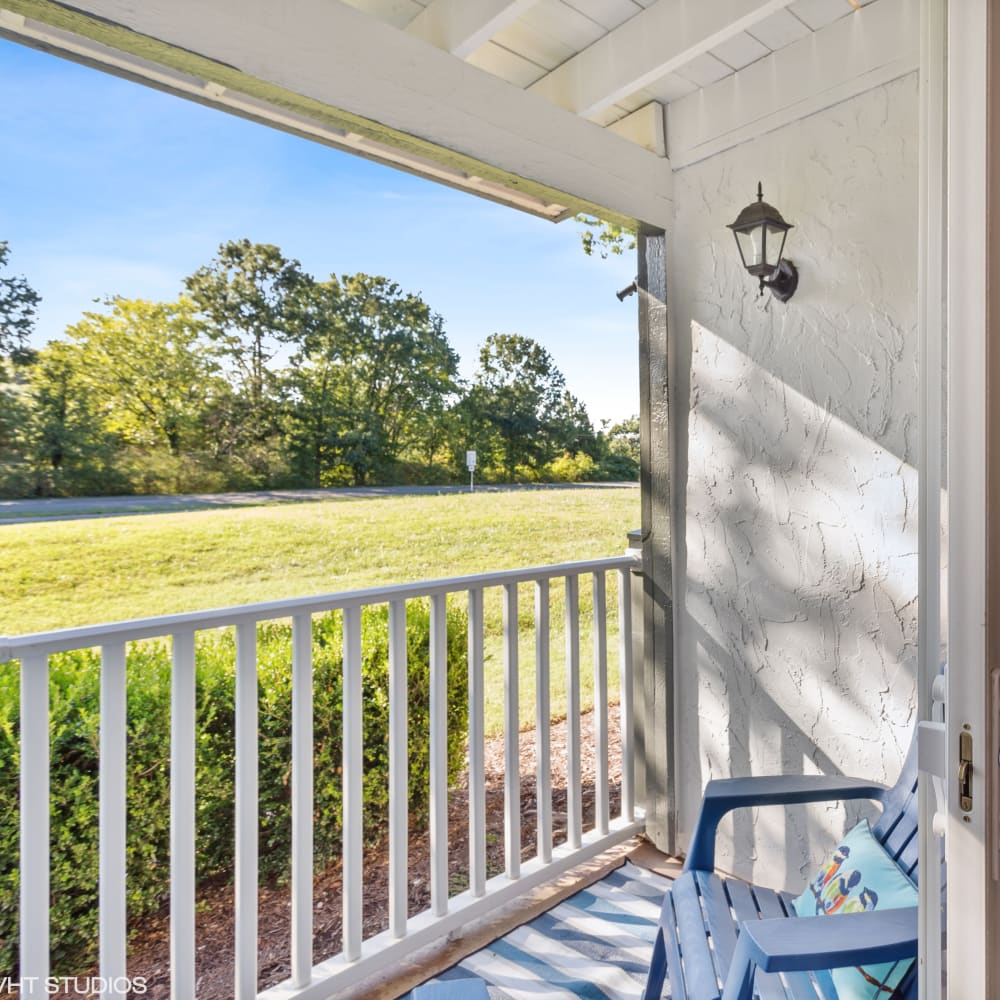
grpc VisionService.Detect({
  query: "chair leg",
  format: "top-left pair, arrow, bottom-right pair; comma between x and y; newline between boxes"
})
643,926 -> 668,999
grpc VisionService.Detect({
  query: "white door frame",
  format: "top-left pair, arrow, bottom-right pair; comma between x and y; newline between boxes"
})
944,0 -> 988,995
916,0 -> 946,995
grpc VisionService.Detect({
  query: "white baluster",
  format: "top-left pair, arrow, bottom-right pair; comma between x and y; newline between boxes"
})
534,580 -> 552,863
617,568 -> 635,822
565,575 -> 582,848
592,575 -> 609,835
291,614 -> 314,986
342,606 -> 363,961
503,583 -> 520,879
100,642 -> 128,998
20,651 -> 49,1000
234,622 -> 259,999
468,589 -> 486,897
430,594 -> 449,916
389,599 -> 409,937
170,631 -> 196,1000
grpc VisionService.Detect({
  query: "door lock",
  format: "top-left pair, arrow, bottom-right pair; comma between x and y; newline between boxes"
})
959,729 -> 974,812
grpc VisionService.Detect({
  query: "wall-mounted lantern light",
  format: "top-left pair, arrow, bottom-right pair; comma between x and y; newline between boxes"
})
727,182 -> 798,302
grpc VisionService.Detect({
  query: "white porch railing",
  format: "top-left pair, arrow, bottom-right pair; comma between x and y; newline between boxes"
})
0,553 -> 643,1000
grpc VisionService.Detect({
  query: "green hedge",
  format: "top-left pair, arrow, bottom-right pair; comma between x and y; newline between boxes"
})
0,601 -> 469,973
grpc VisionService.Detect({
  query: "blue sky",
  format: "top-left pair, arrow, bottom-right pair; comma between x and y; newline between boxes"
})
1,38 -> 639,425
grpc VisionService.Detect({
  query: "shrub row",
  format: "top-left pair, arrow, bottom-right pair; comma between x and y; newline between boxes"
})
0,601 -> 469,973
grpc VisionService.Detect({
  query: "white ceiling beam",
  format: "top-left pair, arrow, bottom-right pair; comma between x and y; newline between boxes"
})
667,0 -> 919,168
529,0 -> 797,118
3,0 -> 672,228
405,0 -> 538,59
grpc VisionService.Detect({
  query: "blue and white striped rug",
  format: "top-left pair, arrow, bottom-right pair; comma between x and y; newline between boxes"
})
405,861 -> 672,999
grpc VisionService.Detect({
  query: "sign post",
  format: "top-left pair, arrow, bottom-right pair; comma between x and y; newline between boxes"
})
466,450 -> 477,492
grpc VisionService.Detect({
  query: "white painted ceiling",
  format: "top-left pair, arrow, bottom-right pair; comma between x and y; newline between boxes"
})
339,0 -> 881,143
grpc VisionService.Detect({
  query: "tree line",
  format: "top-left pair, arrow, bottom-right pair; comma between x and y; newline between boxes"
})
0,239 -> 638,497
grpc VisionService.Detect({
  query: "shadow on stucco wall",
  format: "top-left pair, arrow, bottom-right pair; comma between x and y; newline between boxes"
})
666,73 -> 920,887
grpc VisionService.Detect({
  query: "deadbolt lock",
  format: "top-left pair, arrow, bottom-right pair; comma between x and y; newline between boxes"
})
959,729 -> 973,812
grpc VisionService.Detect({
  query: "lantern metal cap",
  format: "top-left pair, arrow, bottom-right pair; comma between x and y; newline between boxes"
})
727,182 -> 793,234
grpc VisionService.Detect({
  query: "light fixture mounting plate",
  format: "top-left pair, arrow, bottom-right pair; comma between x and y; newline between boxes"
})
762,259 -> 798,302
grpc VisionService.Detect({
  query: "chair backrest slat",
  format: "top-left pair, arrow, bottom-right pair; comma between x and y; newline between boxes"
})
871,737 -> 920,885
871,736 -> 922,1000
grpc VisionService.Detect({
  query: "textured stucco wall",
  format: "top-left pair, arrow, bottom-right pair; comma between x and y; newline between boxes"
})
670,74 -> 919,889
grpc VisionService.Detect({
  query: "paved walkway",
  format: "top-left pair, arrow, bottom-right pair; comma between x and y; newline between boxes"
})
0,482 -> 637,525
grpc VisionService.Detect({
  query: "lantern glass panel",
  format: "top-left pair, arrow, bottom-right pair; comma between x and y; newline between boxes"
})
734,227 -> 762,270
735,221 -> 789,277
765,221 -> 788,268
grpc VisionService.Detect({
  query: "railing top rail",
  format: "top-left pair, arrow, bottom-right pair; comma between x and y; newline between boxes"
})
0,553 -> 639,660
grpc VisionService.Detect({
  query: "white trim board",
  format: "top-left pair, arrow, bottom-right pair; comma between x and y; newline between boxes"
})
2,0 -> 673,228
667,0 -> 920,170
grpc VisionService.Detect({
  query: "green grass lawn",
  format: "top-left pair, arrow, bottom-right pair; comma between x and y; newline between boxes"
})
1,488 -> 640,732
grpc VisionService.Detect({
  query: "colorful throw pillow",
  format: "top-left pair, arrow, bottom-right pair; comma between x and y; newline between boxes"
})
793,819 -> 917,999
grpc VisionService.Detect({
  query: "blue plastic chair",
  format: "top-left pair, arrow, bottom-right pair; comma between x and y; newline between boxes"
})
643,739 -> 920,999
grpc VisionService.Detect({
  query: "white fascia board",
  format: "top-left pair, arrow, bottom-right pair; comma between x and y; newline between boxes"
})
667,0 -> 919,169
528,0 -> 796,118
405,0 -> 540,59
4,0 -> 672,229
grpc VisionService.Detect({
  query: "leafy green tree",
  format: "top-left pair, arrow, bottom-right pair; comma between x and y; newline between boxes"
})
575,216 -> 636,259
550,390 -> 598,458
21,342 -> 124,496
465,333 -> 573,481
284,274 -> 459,486
65,297 -> 217,455
185,240 -> 312,477
0,240 -> 41,363
0,367 -> 32,496
596,414 -> 639,480
604,415 -> 639,459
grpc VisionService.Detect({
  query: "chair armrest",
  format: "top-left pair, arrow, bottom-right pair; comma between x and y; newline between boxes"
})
684,775 -> 889,872
721,908 -> 918,1000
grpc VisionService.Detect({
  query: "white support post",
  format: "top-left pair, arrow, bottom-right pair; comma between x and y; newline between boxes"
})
534,580 -> 552,863
170,630 -> 197,1000
20,651 -> 49,1000
234,622 -> 259,1000
503,583 -> 520,879
291,614 -> 314,987
917,0 -> 947,995
592,574 -> 609,836
617,569 -> 635,822
429,594 -> 449,917
342,606 -> 364,961
99,642 -> 128,998
388,599 -> 409,937
468,589 -> 487,897
565,575 -> 582,849
946,0 -> 989,992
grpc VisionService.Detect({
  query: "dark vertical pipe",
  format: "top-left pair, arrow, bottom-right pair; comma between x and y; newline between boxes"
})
637,227 -> 676,853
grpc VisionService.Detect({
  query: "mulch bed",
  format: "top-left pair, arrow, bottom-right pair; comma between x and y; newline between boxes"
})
56,706 -> 622,999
